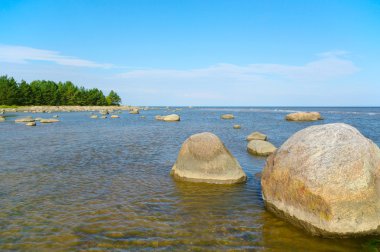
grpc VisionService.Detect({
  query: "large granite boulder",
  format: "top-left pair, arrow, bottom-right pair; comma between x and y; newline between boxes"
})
246,131 -> 267,141
285,112 -> 322,121
247,140 -> 276,156
261,123 -> 380,237
171,132 -> 247,184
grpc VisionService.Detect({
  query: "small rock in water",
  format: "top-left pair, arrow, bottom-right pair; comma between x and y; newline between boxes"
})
246,131 -> 267,141
90,115 -> 98,119
15,117 -> 35,123
40,119 -> 59,123
155,114 -> 180,122
101,115 -> 107,119
111,115 -> 120,118
53,115 -> 59,118
26,122 -> 36,126
247,140 -> 276,156
221,114 -> 234,119
0,116 -> 5,122
233,124 -> 241,129
129,108 -> 139,114
171,132 -> 247,184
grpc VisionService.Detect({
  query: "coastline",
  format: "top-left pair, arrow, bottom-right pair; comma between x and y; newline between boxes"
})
0,105 -> 136,113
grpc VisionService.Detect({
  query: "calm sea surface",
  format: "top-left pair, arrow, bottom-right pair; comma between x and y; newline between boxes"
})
1,107 -> 380,251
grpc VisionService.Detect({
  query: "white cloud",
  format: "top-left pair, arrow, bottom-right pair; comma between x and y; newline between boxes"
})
0,44 -> 112,68
117,52 -> 358,82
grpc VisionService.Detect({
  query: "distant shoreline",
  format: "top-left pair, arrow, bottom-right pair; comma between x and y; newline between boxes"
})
0,105 -> 135,113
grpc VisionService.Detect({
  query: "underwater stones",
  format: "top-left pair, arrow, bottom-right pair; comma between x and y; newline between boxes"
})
246,131 -> 267,141
285,112 -> 322,121
261,123 -> 380,237
171,132 -> 247,184
221,114 -> 234,119
233,124 -> 241,129
247,140 -> 276,156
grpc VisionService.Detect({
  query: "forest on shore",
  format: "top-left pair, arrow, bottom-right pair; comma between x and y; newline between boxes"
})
0,75 -> 121,106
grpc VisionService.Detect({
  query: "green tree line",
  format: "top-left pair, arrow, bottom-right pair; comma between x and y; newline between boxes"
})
0,75 -> 121,106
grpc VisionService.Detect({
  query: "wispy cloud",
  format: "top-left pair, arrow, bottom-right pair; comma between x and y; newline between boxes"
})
0,45 -> 112,68
117,52 -> 358,82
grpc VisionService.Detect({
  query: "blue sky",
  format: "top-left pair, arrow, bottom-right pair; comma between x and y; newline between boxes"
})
0,0 -> 379,106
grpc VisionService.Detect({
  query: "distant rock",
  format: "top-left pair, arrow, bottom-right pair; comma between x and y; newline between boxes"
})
261,123 -> 380,237
101,115 -> 107,119
111,115 -> 120,118
156,114 -> 180,122
35,117 -> 43,121
129,108 -> 139,114
285,112 -> 322,121
90,115 -> 98,119
171,132 -> 247,184
221,114 -> 234,119
247,140 -> 276,156
53,115 -> 59,118
99,110 -> 109,115
233,124 -> 241,129
246,131 -> 267,141
40,119 -> 59,123
26,122 -> 36,126
15,117 -> 35,123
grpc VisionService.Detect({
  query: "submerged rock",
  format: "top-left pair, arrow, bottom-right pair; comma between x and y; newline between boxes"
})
101,115 -> 107,119
53,115 -> 59,118
171,132 -> 247,184
247,140 -> 276,156
261,123 -> 380,237
246,131 -> 267,141
110,115 -> 120,118
233,124 -> 241,129
26,122 -> 36,126
221,114 -> 234,119
90,115 -> 98,119
285,112 -> 322,121
0,116 -> 5,122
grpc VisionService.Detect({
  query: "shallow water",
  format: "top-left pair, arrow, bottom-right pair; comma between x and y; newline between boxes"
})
1,107 -> 380,251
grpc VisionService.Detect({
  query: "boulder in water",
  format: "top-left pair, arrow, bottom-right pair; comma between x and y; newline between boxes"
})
221,114 -> 234,119
247,140 -> 276,156
40,119 -> 59,123
285,112 -> 322,121
15,117 -> 35,123
246,131 -> 267,141
261,123 -> 380,237
171,132 -> 247,184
